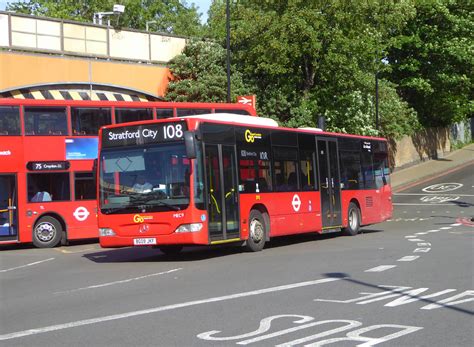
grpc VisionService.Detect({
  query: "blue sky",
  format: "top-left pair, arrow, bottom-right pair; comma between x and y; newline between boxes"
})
0,1 -> 213,23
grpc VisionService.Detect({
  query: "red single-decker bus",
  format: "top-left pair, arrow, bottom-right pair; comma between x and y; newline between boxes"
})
97,114 -> 392,253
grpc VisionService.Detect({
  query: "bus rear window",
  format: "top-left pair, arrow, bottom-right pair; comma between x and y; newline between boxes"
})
24,107 -> 67,136
0,106 -> 20,135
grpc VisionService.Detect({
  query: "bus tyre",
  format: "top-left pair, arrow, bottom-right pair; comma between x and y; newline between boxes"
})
33,216 -> 63,248
246,210 -> 266,252
158,246 -> 183,256
343,202 -> 361,236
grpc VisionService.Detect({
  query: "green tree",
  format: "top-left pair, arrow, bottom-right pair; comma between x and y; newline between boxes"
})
207,0 -> 417,137
386,0 -> 473,127
7,0 -> 203,36
165,40 -> 249,102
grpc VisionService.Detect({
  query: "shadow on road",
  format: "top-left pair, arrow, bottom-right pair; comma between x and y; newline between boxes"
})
82,229 -> 383,264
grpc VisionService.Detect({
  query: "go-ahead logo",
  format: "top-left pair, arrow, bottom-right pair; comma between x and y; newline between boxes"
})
245,129 -> 262,143
133,214 -> 153,223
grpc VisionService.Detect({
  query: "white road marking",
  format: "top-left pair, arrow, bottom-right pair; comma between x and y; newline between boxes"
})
0,258 -> 55,273
417,243 -> 431,247
365,265 -> 397,272
397,256 -> 420,262
405,236 -> 416,238
415,232 -> 428,235
427,230 -> 439,233
0,277 -> 341,341
450,223 -> 462,226
54,268 -> 182,294
408,239 -> 424,242
440,227 -> 452,230
414,248 -> 431,253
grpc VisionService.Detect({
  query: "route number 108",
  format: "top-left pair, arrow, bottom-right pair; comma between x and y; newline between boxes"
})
163,124 -> 183,139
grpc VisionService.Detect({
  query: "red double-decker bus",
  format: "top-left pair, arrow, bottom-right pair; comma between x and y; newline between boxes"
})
97,114 -> 392,253
0,99 -> 256,248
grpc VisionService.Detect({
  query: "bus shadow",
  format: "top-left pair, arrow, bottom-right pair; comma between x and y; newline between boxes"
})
83,230 -> 382,263
322,272 -> 473,316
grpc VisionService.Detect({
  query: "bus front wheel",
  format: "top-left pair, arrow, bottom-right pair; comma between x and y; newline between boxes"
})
246,210 -> 266,252
342,202 -> 361,236
33,216 -> 63,248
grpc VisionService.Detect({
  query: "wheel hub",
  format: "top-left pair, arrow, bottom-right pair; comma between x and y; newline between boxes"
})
35,222 -> 55,242
250,219 -> 264,243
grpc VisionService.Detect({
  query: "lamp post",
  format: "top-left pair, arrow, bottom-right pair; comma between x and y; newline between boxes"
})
226,0 -> 231,103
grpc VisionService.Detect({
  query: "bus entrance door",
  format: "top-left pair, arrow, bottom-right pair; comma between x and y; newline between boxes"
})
0,174 -> 18,240
317,139 -> 342,230
205,144 -> 240,242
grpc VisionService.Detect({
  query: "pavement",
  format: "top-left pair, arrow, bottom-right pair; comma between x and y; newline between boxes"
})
391,142 -> 474,192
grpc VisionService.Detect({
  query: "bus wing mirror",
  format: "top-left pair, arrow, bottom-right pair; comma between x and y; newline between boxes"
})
184,131 -> 197,159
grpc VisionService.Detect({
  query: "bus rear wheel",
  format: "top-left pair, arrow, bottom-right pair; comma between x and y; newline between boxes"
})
33,216 -> 63,248
246,210 -> 266,252
342,202 -> 361,236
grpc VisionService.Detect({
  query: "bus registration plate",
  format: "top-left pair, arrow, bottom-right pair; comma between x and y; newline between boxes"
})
133,238 -> 157,245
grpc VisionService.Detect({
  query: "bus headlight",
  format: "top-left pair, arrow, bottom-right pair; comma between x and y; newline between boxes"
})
175,223 -> 203,233
99,228 -> 116,237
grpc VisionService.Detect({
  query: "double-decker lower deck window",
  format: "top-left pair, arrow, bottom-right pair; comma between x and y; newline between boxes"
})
28,173 -> 70,202
24,107 -> 67,136
0,106 -> 20,135
74,172 -> 95,200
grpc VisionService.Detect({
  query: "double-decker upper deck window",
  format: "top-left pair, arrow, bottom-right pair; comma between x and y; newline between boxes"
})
176,108 -> 212,117
24,107 -> 67,136
0,106 -> 21,135
72,108 -> 111,135
215,109 -> 251,115
115,108 -> 153,124
156,109 -> 173,119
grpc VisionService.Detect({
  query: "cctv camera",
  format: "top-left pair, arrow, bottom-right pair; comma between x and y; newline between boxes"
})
113,4 -> 125,14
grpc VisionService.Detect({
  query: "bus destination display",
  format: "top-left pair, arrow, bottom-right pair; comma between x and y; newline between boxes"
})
102,122 -> 187,148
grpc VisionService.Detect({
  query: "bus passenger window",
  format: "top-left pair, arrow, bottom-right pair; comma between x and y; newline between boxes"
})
72,108 -> 111,135
75,172 -> 96,200
156,109 -> 173,119
176,108 -> 211,117
24,107 -> 67,136
0,106 -> 21,135
115,108 -> 152,123
28,173 -> 70,202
